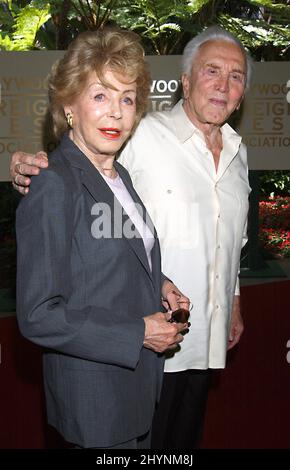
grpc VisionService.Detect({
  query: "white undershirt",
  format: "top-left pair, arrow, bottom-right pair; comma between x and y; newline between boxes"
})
101,172 -> 155,271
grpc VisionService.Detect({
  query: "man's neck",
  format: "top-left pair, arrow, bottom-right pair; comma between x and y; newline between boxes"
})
182,101 -> 223,172
182,100 -> 223,141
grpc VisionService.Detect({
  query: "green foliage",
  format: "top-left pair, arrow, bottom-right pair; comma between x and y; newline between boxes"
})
186,0 -> 212,15
0,0 -> 290,57
111,0 -> 290,57
112,0 -> 196,54
0,1 -> 51,50
219,14 -> 290,59
11,4 -> 50,49
70,0 -> 118,30
249,0 -> 290,18
225,1 -> 290,60
260,171 -> 290,197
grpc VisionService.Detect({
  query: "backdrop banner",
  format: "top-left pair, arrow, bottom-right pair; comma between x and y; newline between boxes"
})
0,52 -> 289,180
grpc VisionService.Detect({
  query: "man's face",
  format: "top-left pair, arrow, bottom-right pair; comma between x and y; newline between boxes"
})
182,40 -> 246,129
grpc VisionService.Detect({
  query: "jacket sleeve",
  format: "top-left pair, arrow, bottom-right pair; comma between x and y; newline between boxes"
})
16,168 -> 145,369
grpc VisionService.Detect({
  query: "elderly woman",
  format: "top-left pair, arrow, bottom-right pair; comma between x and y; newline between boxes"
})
16,28 -> 189,449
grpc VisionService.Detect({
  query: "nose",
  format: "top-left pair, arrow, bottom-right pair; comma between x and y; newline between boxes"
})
108,99 -> 122,119
215,74 -> 229,93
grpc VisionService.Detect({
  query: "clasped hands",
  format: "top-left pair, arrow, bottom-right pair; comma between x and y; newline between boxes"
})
143,280 -> 191,354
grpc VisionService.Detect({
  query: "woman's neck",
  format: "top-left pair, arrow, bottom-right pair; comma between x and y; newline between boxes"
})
69,130 -> 117,178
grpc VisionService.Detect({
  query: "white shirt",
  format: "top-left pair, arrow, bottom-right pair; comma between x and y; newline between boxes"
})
119,100 -> 251,371
102,172 -> 155,270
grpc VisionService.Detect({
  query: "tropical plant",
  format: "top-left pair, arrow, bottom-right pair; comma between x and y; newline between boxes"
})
50,0 -> 121,48
1,0 -> 290,56
111,0 -> 198,54
0,0 -> 51,50
70,0 -> 118,29
0,0 -> 121,50
218,0 -> 290,61
112,0 -> 290,57
260,170 -> 290,197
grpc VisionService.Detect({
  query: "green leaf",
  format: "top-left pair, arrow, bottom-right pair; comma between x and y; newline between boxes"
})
0,33 -> 13,51
186,0 -> 212,15
12,4 -> 51,50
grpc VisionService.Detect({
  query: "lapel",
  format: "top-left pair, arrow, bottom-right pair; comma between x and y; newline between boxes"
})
60,134 -> 154,283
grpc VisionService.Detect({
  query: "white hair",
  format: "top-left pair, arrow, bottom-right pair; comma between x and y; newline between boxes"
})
181,25 -> 253,90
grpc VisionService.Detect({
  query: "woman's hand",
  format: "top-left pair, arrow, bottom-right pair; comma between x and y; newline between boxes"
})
161,280 -> 190,314
143,281 -> 191,354
143,311 -> 187,353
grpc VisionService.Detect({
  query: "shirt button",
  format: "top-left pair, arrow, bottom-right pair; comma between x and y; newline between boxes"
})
216,305 -> 220,310
217,245 -> 221,249
217,214 -> 221,218
215,274 -> 219,279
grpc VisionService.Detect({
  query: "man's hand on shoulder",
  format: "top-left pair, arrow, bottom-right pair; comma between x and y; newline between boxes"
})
10,151 -> 49,195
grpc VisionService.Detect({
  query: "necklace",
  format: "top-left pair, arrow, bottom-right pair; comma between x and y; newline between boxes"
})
93,164 -> 117,179
92,162 -> 113,170
96,166 -> 114,171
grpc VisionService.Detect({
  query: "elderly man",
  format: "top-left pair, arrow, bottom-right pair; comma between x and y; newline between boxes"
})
11,26 -> 251,449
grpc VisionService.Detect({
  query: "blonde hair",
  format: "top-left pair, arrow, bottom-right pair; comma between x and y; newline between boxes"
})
49,27 -> 151,139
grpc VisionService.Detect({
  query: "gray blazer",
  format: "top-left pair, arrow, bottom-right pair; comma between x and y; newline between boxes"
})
16,134 -> 165,448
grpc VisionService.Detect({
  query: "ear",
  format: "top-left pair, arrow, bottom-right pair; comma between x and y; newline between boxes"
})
236,93 -> 245,111
181,74 -> 190,100
64,106 -> 72,117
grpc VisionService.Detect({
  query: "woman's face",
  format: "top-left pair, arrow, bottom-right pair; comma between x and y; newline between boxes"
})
64,69 -> 137,160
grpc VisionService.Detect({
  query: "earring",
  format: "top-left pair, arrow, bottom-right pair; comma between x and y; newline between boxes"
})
66,112 -> 73,128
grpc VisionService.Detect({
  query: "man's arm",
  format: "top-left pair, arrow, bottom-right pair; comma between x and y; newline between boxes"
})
10,151 -> 48,194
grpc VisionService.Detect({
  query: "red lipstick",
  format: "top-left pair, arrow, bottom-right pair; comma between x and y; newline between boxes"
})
99,128 -> 121,139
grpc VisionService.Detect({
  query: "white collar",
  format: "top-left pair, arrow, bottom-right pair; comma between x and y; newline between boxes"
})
170,100 -> 242,152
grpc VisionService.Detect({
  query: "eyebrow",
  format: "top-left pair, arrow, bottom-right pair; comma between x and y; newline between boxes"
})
87,82 -> 136,93
231,68 -> 246,76
205,63 -> 245,75
120,89 -> 137,94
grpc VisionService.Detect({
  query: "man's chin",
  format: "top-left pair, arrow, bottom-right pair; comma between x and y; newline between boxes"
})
206,112 -> 228,126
